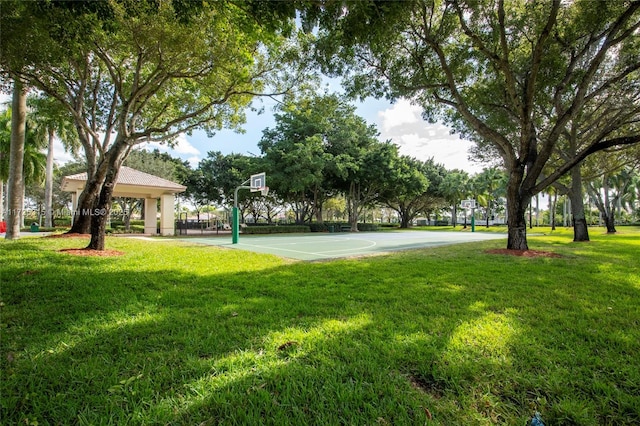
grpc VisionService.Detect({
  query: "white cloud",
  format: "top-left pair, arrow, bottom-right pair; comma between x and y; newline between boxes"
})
186,156 -> 200,167
377,100 -> 484,173
378,99 -> 421,132
53,138 -> 77,165
145,133 -> 201,156
171,134 -> 201,156
141,133 -> 202,166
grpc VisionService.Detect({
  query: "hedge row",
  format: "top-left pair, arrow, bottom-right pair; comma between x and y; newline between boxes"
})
107,225 -> 145,234
242,225 -> 310,234
308,222 -> 380,232
110,220 -> 145,227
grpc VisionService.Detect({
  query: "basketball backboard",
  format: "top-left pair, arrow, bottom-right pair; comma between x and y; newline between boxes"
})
460,199 -> 476,209
250,172 -> 266,191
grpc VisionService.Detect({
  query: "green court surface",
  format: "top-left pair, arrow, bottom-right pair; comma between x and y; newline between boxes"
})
180,231 -> 506,261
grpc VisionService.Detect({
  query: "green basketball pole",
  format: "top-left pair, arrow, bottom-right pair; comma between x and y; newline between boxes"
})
471,208 -> 475,232
232,206 -> 239,244
231,172 -> 267,244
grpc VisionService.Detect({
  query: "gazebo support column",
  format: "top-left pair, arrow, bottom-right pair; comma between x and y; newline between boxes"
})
144,198 -> 157,235
160,194 -> 175,236
70,190 -> 81,224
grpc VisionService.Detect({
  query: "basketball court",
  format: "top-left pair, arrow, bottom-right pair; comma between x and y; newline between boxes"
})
181,231 -> 506,261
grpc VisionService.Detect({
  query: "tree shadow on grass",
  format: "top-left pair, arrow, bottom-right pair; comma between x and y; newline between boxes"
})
1,238 -> 639,425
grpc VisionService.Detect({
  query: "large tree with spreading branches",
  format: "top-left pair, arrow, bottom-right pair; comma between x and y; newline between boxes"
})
1,0 -> 306,249
311,0 -> 640,250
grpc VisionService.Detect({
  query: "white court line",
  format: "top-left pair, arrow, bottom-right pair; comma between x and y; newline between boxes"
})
236,237 -> 379,258
182,231 -> 507,260
314,238 -> 378,254
235,242 -> 336,258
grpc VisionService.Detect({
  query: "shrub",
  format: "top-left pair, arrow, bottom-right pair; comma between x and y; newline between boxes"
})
242,225 -> 310,234
379,223 -> 400,228
357,223 -> 379,232
53,217 -> 72,227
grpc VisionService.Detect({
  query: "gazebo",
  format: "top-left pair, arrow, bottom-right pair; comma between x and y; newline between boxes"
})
61,166 -> 186,236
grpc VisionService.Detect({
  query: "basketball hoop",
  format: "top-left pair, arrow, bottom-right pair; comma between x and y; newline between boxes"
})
460,199 -> 476,209
250,186 -> 269,196
233,172 -> 267,245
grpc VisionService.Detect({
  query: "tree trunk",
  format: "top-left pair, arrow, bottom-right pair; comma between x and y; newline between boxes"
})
313,187 -> 323,224
451,204 -> 457,227
506,169 -> 530,250
87,168 -> 118,250
0,181 -> 4,222
68,128 -> 98,234
602,178 -> 616,233
550,191 -> 557,231
348,183 -> 359,232
5,80 -> 27,240
604,213 -> 617,233
86,148 -> 127,250
486,199 -> 490,228
44,128 -> 55,227
68,175 -> 101,234
399,210 -> 410,228
568,166 -> 589,242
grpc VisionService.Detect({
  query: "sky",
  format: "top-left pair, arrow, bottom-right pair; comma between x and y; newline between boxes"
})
2,92 -> 486,175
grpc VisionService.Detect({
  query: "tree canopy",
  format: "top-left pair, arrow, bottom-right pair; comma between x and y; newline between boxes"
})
1,0 -> 307,249
311,0 -> 640,249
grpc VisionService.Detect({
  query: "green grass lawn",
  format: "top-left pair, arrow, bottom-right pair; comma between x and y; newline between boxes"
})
2,228 -> 639,425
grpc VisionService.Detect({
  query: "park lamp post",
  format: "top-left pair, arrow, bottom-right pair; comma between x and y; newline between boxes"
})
232,172 -> 267,244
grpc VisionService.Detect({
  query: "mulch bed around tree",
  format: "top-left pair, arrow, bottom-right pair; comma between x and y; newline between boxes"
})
45,233 -> 91,238
46,234 -> 125,256
58,248 -> 125,257
485,248 -> 562,258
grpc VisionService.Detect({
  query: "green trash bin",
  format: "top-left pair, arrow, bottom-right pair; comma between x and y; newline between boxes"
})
30,223 -> 39,232
328,225 -> 335,233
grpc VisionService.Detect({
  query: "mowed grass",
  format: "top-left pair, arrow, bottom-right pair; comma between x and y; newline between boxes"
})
1,228 -> 639,425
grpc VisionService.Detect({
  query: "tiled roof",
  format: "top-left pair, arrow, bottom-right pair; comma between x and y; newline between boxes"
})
64,166 -> 186,192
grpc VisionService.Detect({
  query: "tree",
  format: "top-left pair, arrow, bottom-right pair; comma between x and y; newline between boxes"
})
0,107 -> 10,222
416,159 -> 449,223
587,164 -> 637,234
2,0 -> 305,250
313,0 -> 640,250
342,141 -> 398,231
324,118 -> 389,232
473,167 -> 507,227
196,151 -> 264,222
378,155 -> 429,228
441,169 -> 470,227
4,81 -> 27,239
259,93 -> 350,224
27,94 -> 78,227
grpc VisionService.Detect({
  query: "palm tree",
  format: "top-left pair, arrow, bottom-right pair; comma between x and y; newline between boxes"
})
28,94 -> 78,227
0,108 -> 11,223
586,167 -> 635,233
440,170 -> 469,227
473,167 -> 506,228
0,105 -> 47,229
3,82 -> 27,239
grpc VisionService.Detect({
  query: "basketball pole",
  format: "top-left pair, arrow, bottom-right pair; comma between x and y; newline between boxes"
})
232,172 -> 267,244
471,207 -> 475,232
232,179 -> 251,244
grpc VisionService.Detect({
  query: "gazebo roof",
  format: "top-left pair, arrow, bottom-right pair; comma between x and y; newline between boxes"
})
61,166 -> 186,198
